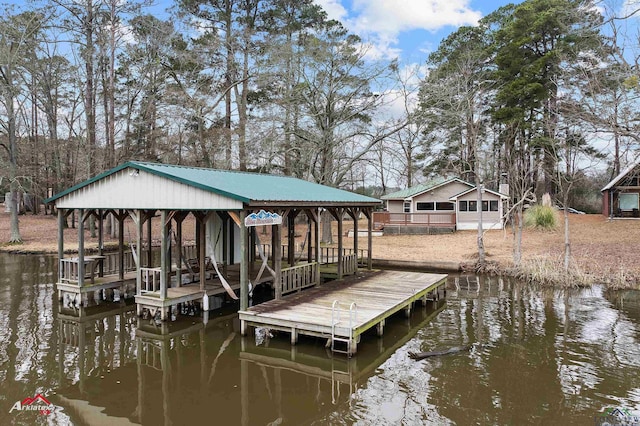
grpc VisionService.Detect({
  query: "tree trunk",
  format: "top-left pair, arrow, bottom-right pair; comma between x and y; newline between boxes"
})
513,206 -> 523,266
320,210 -> 333,244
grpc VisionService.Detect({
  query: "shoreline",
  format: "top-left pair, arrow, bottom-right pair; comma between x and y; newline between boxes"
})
2,212 -> 640,290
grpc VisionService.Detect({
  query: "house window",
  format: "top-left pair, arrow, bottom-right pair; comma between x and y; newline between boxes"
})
619,193 -> 639,210
436,202 -> 454,211
482,201 -> 489,211
468,201 -> 477,211
490,200 -> 499,211
416,202 -> 435,211
403,201 -> 411,213
459,201 -> 468,211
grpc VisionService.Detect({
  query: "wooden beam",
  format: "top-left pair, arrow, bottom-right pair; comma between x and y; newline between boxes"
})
160,210 -> 168,300
136,210 -> 143,299
274,221 -> 282,300
98,209 -> 104,277
118,210 -> 125,280
352,208 -> 359,271
240,210 -> 249,312
367,208 -> 373,270
146,210 -> 153,268
57,208 -> 64,284
78,208 -> 85,288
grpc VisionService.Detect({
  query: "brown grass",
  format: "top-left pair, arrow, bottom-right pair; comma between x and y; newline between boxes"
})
1,211 -> 638,288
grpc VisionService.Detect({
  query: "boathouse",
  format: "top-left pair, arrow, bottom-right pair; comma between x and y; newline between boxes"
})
46,161 -> 380,316
47,162 -> 447,355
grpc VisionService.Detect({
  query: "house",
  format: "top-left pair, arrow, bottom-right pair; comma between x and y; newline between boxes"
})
601,159 -> 640,218
376,177 -> 507,232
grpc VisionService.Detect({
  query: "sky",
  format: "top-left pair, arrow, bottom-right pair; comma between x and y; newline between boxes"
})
312,0 -> 522,64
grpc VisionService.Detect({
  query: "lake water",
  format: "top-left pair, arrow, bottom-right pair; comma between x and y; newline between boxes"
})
1,252 -> 640,425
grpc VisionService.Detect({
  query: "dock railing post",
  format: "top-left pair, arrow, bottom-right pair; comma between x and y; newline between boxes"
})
240,210 -> 249,311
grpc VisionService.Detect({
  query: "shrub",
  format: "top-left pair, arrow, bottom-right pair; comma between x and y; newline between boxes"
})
524,205 -> 557,230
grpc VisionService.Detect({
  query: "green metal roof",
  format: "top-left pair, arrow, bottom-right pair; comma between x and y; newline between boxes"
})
381,177 -> 473,200
46,161 -> 381,206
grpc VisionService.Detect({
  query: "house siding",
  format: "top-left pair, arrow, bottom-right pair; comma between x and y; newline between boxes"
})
456,190 -> 503,230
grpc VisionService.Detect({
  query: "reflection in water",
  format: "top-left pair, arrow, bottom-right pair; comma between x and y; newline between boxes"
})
2,254 -> 640,425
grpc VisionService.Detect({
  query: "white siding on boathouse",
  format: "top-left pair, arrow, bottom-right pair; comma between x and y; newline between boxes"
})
55,167 -> 243,210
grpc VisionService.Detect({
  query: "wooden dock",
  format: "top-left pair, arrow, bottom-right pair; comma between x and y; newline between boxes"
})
238,270 -> 447,355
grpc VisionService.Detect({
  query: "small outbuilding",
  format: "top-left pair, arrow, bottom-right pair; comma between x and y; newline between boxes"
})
602,160 -> 640,218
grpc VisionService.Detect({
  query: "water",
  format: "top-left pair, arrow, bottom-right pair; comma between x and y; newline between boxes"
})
1,253 -> 640,425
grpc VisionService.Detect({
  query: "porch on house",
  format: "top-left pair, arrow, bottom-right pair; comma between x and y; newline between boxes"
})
372,211 -> 456,234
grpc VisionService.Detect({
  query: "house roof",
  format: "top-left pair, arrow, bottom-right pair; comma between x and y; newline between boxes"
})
381,177 -> 473,200
448,186 -> 509,200
45,161 -> 381,207
601,159 -> 640,191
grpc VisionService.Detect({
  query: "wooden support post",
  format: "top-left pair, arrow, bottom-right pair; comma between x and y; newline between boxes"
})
249,225 -> 256,271
337,209 -> 343,280
98,209 -> 104,277
377,319 -> 385,337
404,303 -> 411,318
78,209 -> 85,289
352,208 -> 359,271
57,208 -> 64,285
175,213 -> 184,287
222,213 -> 228,276
314,209 -> 320,273
291,328 -> 298,345
160,210 -> 168,301
366,208 -> 373,270
146,212 -> 153,268
136,210 -> 143,298
118,210 -> 125,280
199,214 -> 206,291
307,214 -> 312,263
287,211 -> 296,267
274,221 -> 282,300
240,210 -> 249,311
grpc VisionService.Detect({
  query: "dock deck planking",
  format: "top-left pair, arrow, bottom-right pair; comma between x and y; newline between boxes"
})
238,270 -> 447,355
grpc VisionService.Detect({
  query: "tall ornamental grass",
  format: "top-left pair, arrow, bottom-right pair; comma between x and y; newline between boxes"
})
524,205 -> 557,230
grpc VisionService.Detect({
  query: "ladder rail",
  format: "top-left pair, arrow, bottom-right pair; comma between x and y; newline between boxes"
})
331,300 -> 358,355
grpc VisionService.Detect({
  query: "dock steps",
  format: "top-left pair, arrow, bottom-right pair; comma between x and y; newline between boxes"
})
331,301 -> 357,356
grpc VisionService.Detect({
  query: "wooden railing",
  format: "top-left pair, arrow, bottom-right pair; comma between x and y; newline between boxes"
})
372,211 -> 456,228
59,256 -> 105,285
281,262 -> 319,295
341,254 -> 358,276
102,251 -> 139,275
140,267 -> 161,294
319,247 -> 368,265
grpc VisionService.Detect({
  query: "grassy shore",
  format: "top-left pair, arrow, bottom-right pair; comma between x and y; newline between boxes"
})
1,211 -> 638,289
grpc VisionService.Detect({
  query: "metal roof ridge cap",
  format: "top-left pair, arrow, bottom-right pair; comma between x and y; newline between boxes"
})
135,163 -> 251,204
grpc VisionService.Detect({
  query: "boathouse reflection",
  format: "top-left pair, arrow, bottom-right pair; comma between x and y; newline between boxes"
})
54,298 -> 446,425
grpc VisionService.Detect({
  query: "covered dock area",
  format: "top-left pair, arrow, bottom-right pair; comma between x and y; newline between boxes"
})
46,161 -> 381,321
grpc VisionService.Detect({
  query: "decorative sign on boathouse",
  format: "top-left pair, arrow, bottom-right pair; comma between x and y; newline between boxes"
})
244,210 -> 282,227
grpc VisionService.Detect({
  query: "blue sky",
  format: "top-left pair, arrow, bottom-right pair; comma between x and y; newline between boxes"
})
313,0 -> 523,64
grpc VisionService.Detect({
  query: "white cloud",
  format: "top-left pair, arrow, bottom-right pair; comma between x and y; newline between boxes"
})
314,0 -> 349,22
313,0 -> 482,60
350,0 -> 482,40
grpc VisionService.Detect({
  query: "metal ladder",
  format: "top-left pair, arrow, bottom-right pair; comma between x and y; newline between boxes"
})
331,300 -> 357,356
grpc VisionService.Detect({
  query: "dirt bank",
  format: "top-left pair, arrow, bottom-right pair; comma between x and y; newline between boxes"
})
1,211 -> 637,288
